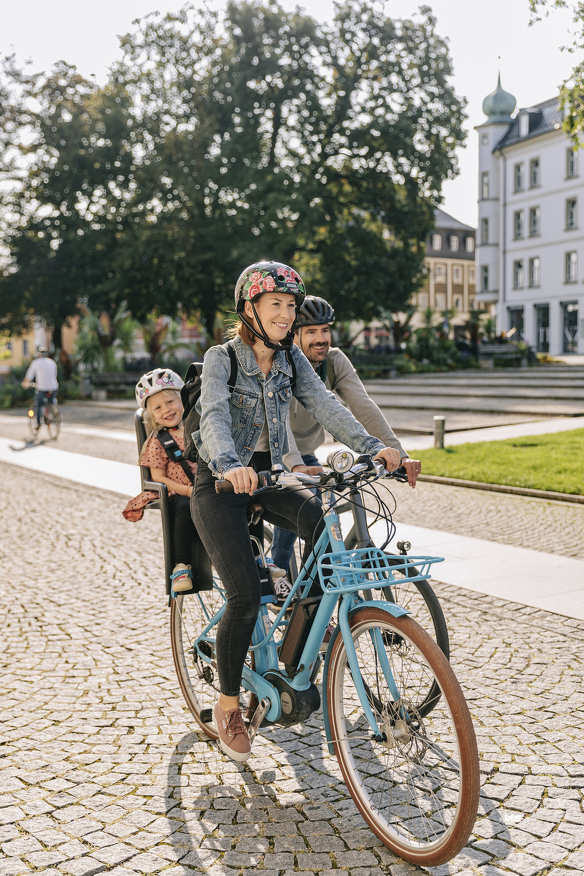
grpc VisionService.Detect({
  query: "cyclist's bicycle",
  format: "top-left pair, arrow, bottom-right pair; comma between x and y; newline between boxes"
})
28,386 -> 61,441
170,454 -> 480,867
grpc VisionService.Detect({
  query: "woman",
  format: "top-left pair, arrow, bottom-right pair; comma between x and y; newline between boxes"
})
191,260 -> 401,762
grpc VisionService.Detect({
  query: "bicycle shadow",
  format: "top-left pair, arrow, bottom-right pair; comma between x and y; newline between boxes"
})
8,436 -> 53,452
164,729 -> 272,870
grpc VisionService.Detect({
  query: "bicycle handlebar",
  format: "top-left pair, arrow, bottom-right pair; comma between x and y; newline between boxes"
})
215,460 -> 408,494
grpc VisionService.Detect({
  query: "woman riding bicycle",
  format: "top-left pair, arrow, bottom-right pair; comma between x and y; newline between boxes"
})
191,260 -> 401,762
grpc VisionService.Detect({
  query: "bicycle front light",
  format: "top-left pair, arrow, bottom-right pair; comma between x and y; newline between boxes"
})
28,409 -> 34,418
327,449 -> 354,474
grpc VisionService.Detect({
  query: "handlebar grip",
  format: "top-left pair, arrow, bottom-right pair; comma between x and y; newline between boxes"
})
215,479 -> 234,493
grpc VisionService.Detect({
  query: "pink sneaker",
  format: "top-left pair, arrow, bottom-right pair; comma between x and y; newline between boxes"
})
213,702 -> 252,762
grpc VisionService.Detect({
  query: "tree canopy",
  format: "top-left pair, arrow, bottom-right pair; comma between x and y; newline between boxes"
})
0,0 -> 466,338
529,0 -> 584,144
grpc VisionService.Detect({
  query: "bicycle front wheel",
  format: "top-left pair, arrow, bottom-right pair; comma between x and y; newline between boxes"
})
45,405 -> 61,440
28,411 -> 40,440
327,607 -> 479,867
170,585 -> 226,739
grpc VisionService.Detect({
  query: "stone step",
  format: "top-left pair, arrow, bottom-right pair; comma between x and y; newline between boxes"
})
375,394 -> 584,416
367,385 -> 584,400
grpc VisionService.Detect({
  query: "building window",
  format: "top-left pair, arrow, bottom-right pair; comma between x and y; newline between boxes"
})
528,257 -> 540,287
567,147 -> 577,179
448,235 -> 459,252
480,218 -> 489,245
453,265 -> 463,284
469,266 -> 475,285
513,259 -> 524,288
480,265 -> 489,292
434,264 -> 447,283
454,295 -> 463,311
418,291 -> 429,309
465,236 -> 475,253
566,251 -> 578,283
566,198 -> 578,230
508,307 -> 524,339
431,233 -> 442,250
529,158 -> 540,187
470,296 -> 477,310
519,114 -> 529,137
6,341 -> 13,353
435,292 -> 446,310
529,206 -> 540,237
514,210 -> 524,239
514,163 -> 524,191
22,340 -> 29,358
481,172 -> 489,199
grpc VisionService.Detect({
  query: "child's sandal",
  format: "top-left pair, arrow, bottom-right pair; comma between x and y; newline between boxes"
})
171,563 -> 193,593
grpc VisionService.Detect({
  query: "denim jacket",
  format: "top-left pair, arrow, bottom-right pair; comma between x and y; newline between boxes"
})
193,335 -> 386,478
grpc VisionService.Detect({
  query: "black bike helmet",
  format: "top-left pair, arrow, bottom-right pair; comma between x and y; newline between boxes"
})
234,260 -> 306,351
295,296 -> 335,328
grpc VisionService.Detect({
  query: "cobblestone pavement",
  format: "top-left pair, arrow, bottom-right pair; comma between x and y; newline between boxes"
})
2,462 -> 584,876
1,414 -> 583,562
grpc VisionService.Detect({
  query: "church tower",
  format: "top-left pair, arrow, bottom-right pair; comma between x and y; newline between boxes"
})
476,75 -> 516,323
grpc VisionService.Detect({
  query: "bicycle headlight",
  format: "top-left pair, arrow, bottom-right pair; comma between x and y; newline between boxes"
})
327,449 -> 354,474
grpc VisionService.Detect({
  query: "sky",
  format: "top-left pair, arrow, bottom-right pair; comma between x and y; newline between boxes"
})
2,0 -> 576,228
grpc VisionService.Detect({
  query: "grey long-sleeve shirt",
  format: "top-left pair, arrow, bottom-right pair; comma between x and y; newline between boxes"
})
284,346 -> 407,470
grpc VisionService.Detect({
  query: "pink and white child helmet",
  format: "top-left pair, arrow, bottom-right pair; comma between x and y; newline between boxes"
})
135,368 -> 184,409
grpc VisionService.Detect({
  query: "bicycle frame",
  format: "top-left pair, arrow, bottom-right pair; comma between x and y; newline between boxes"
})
192,482 -> 443,733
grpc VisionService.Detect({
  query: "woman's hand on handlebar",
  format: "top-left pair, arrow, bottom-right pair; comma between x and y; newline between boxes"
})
292,463 -> 324,476
224,466 -> 258,495
400,457 -> 422,488
374,447 -> 401,474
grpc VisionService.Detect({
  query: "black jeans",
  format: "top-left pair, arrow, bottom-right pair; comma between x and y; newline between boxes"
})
191,457 -> 324,696
170,495 -> 213,591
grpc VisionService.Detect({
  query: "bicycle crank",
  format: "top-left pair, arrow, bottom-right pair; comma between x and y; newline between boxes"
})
248,698 -> 270,743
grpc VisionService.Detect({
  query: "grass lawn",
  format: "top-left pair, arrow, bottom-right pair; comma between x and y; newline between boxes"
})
414,428 -> 584,495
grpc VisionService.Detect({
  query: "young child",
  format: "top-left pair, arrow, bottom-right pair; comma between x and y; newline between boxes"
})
123,368 -> 211,593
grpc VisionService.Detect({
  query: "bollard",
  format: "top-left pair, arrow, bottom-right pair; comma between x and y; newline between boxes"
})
433,415 -> 445,449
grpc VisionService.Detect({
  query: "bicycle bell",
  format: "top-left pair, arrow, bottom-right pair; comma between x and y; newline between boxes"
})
327,449 -> 354,474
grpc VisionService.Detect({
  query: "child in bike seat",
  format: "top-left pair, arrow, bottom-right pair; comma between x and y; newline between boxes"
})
191,260 -> 401,762
123,368 -> 211,594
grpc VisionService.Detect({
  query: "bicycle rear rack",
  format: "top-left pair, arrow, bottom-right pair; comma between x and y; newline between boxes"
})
317,547 -> 443,595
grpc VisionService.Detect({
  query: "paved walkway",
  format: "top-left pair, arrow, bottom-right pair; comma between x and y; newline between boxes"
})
2,466 -> 584,876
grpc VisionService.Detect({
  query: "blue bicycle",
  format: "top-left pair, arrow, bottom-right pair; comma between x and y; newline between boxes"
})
170,454 -> 480,867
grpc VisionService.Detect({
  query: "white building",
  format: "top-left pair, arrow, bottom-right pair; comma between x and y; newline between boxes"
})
476,76 -> 583,355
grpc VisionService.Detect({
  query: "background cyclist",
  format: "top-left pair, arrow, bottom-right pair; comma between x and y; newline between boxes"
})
190,260 -> 402,763
270,295 -> 421,574
22,347 -> 59,427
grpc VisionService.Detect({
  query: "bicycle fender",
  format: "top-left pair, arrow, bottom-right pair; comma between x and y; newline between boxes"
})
321,600 -> 410,755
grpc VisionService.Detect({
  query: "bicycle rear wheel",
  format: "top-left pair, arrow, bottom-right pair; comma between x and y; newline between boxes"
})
170,584 -> 226,739
327,607 -> 479,867
28,410 -> 40,440
45,404 -> 61,440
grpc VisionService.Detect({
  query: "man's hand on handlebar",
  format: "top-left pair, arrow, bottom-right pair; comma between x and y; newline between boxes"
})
224,466 -> 258,495
374,447 -> 401,474
292,463 -> 324,476
400,458 -> 422,488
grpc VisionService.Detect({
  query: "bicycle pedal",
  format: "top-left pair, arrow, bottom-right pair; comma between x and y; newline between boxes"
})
199,708 -> 213,724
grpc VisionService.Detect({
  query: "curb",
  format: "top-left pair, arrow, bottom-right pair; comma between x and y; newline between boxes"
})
417,473 -> 584,505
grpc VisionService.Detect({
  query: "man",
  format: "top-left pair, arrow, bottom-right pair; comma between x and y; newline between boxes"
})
22,347 -> 59,427
270,296 -> 421,573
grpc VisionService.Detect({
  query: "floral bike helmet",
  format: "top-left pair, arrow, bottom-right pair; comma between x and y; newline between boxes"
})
295,295 -> 335,328
234,260 -> 306,351
135,368 -> 184,409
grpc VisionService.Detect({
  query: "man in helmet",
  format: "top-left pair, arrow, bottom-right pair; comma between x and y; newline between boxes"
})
22,347 -> 59,427
270,295 -> 420,573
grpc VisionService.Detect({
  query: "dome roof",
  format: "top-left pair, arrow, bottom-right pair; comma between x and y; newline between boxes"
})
482,73 -> 516,124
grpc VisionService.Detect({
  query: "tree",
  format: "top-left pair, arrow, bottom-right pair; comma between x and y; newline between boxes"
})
529,0 -> 584,144
0,1 -> 466,336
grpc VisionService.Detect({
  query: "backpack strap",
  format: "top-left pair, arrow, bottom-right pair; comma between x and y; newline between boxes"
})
225,341 -> 238,392
286,350 -> 297,390
157,430 -> 195,484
